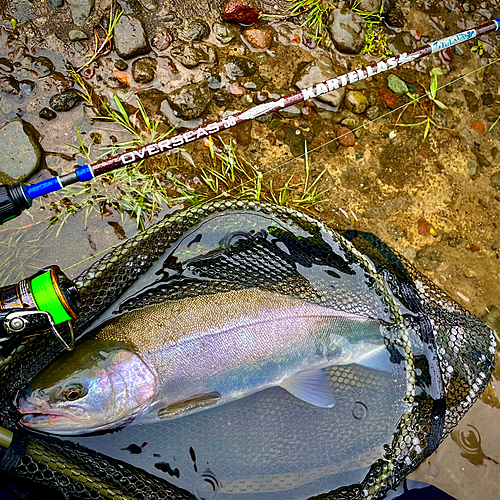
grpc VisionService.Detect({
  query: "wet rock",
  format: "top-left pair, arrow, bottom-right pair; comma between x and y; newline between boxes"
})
387,32 -> 417,55
20,80 -> 36,97
114,60 -> 128,70
132,57 -> 157,84
387,74 -> 408,95
68,29 -> 88,41
0,58 -> 14,72
491,171 -> 500,190
66,0 -> 95,26
337,126 -> 356,146
0,76 -> 21,96
213,22 -> 237,44
292,56 -> 345,107
152,31 -> 172,51
48,0 -> 64,7
0,119 -> 42,184
385,7 -> 405,28
481,92 -> 495,107
166,80 -> 211,120
31,56 -> 55,77
222,0 -> 259,25
282,124 -> 306,157
186,19 -> 210,41
49,89 -> 84,111
345,91 -> 368,114
366,104 -> 381,120
170,42 -> 217,68
327,8 -> 366,54
135,88 -> 167,117
114,15 -> 150,59
242,26 -> 273,50
462,89 -> 479,113
39,107 -> 57,120
213,91 -> 234,107
225,56 -> 257,78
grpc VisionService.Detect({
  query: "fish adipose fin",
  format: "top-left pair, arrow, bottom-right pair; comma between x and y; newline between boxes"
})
355,345 -> 393,373
280,369 -> 335,408
158,392 -> 221,419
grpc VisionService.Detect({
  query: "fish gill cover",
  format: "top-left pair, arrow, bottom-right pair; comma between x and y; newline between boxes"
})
0,200 -> 495,500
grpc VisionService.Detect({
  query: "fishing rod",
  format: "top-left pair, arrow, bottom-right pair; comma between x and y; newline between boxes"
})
0,17 -> 499,225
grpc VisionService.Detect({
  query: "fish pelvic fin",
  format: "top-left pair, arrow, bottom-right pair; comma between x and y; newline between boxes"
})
158,392 -> 221,419
280,368 -> 335,408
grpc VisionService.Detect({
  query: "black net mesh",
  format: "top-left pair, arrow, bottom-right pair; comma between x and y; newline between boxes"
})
0,200 -> 495,500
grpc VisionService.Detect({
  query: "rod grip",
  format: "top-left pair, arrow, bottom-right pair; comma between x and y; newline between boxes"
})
0,183 -> 32,225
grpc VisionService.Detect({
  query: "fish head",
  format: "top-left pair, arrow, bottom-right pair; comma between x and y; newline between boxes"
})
18,340 -> 157,435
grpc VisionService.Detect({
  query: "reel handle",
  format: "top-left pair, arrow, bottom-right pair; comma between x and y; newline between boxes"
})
0,183 -> 32,225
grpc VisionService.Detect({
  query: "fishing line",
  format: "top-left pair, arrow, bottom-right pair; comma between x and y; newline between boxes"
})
61,56 -> 500,274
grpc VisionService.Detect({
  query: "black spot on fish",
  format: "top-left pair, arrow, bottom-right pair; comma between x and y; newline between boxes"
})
189,446 -> 197,472
187,234 -> 202,248
121,442 -> 147,454
153,453 -> 161,458
154,462 -> 180,478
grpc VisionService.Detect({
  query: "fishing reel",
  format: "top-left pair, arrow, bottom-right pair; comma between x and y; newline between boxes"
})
0,266 -> 80,359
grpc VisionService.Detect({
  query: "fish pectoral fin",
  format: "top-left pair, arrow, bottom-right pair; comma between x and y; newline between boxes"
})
158,392 -> 221,419
355,345 -> 393,373
280,369 -> 335,408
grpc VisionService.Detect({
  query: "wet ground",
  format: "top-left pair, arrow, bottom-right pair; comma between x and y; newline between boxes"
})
0,0 -> 499,498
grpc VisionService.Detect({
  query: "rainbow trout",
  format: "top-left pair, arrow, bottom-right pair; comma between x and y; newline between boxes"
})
18,288 -> 390,435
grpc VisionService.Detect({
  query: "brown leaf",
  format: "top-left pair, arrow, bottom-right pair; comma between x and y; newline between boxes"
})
113,69 -> 131,85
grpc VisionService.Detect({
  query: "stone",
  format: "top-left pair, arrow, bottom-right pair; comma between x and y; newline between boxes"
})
345,90 -> 368,114
387,74 -> 408,95
467,158 -> 478,177
132,57 -> 157,84
366,104 -> 381,120
39,107 -> 57,120
114,15 -> 150,59
225,56 -> 257,78
213,22 -> 237,44
481,92 -> 495,107
292,56 -> 345,108
170,42 -> 217,68
114,59 -> 128,70
337,126 -> 356,146
135,88 -> 168,118
66,0 -> 95,26
328,8 -> 366,54
49,89 -> 84,111
0,58 -> 14,72
152,31 -> 172,51
222,0 -> 259,25
385,7 -> 405,28
387,32 -> 417,56
0,119 -> 42,184
68,29 -> 88,41
242,26 -> 273,50
186,19 -> 210,41
138,0 -> 158,11
48,0 -> 64,7
355,0 -> 382,11
19,80 -> 36,96
282,124 -> 306,157
166,80 -> 211,120
213,91 -> 234,107
31,56 -> 55,77
0,76 -> 21,96
490,171 -> 500,190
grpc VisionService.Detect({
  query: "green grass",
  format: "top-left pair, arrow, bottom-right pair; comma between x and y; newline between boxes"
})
351,1 -> 392,57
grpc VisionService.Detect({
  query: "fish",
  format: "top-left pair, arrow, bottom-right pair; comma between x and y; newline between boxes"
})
18,287 -> 393,435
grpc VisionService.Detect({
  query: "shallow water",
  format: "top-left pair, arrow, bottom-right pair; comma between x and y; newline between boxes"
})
0,0 -> 499,498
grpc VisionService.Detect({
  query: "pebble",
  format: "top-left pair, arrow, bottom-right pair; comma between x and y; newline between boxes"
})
49,89 -> 84,111
0,58 -> 14,72
471,121 -> 485,134
68,29 -> 88,41
467,158 -> 478,177
114,60 -> 128,71
39,107 -> 57,120
225,56 -> 257,78
213,22 -> 237,44
66,0 -> 94,26
387,32 -> 417,55
222,0 -> 259,25
378,88 -> 398,107
152,31 -> 172,51
31,56 -> 55,78
366,105 -> 381,120
114,15 -> 150,59
138,0 -> 158,11
242,26 -> 273,51
387,74 -> 408,95
355,0 -> 382,11
131,57 -> 157,84
385,7 -> 405,28
166,80 -> 211,120
417,218 -> 430,236
228,82 -> 246,96
337,126 -> 356,146
170,42 -> 217,68
0,76 -> 21,96
403,246 -> 417,261
327,8 -> 366,54
0,119 -> 42,184
490,171 -> 500,190
282,124 -> 306,157
48,0 -> 64,7
292,56 -> 345,107
345,91 -> 368,114
186,19 -> 210,41
213,91 -> 234,107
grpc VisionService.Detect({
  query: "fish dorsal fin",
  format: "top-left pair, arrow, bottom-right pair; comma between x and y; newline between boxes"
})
355,345 -> 393,373
280,369 -> 335,408
158,392 -> 221,419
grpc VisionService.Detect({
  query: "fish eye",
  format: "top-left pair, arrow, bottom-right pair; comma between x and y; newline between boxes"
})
62,384 -> 86,401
